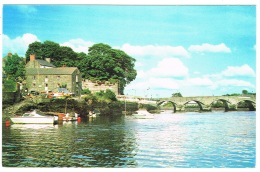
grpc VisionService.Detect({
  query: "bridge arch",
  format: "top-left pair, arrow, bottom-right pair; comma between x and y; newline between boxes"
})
184,100 -> 204,112
157,100 -> 177,113
210,99 -> 232,111
236,100 -> 256,111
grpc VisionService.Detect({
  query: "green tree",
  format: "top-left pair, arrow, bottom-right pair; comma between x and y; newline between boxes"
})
85,43 -> 137,94
3,53 -> 25,82
242,90 -> 248,95
25,41 -> 43,62
41,40 -> 60,60
52,46 -> 78,67
3,79 -> 17,92
172,92 -> 182,97
26,41 -> 78,67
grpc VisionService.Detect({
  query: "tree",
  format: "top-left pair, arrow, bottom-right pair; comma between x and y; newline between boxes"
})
52,46 -> 78,67
26,41 -> 78,67
80,43 -> 137,94
41,41 -> 60,60
242,90 -> 248,95
172,92 -> 182,97
3,53 -> 25,82
25,41 -> 43,62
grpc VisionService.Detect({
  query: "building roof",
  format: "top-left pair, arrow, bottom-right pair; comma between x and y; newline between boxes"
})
26,67 -> 79,75
36,59 -> 56,67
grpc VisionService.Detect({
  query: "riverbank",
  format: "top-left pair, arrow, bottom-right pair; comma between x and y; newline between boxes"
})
2,97 -> 144,121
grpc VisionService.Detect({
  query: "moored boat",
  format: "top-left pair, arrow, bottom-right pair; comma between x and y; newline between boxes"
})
132,110 -> 154,119
11,110 -> 58,124
57,112 -> 79,121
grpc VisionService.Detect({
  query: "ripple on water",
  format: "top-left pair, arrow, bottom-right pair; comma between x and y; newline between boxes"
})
1,111 -> 256,167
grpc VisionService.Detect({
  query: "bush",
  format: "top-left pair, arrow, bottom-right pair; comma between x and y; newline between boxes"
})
3,79 -> 17,92
104,89 -> 117,101
82,88 -> 91,95
94,89 -> 117,102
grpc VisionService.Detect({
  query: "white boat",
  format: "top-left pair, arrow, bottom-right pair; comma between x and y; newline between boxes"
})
132,110 -> 154,119
11,110 -> 58,124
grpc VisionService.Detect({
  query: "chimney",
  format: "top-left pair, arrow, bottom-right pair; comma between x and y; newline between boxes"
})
7,52 -> 12,57
45,58 -> 51,63
30,54 -> 36,61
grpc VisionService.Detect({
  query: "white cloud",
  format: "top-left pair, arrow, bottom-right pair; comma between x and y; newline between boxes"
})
188,43 -> 231,53
148,58 -> 189,77
61,38 -> 95,54
148,78 -> 180,89
216,79 -> 255,88
119,43 -> 190,58
126,77 -> 180,91
221,64 -> 255,77
3,33 -> 40,57
136,70 -> 147,79
185,77 -> 213,86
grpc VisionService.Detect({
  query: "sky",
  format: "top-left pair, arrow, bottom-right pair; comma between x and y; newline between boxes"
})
1,4 -> 257,98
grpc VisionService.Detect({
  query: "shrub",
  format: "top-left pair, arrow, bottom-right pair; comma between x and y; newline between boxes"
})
82,88 -> 91,95
3,79 -> 17,92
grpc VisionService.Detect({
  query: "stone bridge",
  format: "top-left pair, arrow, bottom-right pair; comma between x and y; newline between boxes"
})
158,95 -> 256,112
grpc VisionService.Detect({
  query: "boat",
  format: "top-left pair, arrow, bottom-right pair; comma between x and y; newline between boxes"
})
56,98 -> 80,121
58,113 -> 79,121
11,110 -> 58,124
132,110 -> 154,119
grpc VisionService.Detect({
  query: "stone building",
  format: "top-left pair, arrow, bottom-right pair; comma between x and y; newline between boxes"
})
25,54 -> 82,96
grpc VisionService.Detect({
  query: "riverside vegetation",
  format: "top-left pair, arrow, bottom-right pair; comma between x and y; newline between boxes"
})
2,88 -> 159,121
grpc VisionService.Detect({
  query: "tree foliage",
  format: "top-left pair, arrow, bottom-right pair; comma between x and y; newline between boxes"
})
3,53 -> 25,82
242,90 -> 248,95
172,92 -> 182,97
25,41 -> 78,67
3,79 -> 17,92
84,43 -> 137,94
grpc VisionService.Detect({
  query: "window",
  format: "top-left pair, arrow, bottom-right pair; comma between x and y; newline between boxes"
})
33,76 -> 36,80
33,83 -> 36,87
45,76 -> 48,82
76,75 -> 79,82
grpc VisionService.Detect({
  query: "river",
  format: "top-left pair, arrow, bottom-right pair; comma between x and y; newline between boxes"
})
2,111 -> 255,168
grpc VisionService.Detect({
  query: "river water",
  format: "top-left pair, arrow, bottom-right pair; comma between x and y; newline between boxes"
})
2,111 -> 255,168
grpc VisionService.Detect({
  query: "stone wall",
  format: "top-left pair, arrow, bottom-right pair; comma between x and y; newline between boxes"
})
82,80 -> 119,95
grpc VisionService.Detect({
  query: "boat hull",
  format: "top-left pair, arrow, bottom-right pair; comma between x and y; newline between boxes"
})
11,117 -> 55,124
132,110 -> 154,119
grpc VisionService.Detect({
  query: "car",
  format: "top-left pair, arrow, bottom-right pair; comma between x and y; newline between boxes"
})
30,90 -> 40,96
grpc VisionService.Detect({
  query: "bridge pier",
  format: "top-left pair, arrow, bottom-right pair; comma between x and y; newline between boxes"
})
176,104 -> 184,112
201,104 -> 211,112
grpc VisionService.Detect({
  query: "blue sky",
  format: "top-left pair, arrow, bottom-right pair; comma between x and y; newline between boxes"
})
2,5 -> 256,97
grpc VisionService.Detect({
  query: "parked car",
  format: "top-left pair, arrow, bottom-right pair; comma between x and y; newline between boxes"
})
30,90 -> 40,96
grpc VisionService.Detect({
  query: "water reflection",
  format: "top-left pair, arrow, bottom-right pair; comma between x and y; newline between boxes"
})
2,111 -> 256,168
2,116 -> 137,167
